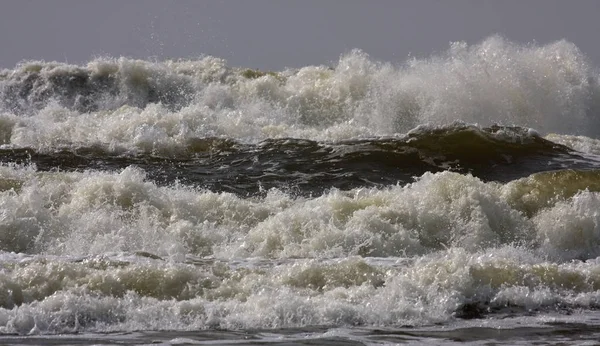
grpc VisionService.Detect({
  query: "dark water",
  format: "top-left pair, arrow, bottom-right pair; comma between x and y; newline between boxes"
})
2,125 -> 597,197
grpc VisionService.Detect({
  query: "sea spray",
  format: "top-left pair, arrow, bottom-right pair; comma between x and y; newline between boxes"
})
1,36 -> 599,153
2,36 -> 600,339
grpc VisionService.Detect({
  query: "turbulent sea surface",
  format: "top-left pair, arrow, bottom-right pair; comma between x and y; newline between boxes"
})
3,36 -> 600,345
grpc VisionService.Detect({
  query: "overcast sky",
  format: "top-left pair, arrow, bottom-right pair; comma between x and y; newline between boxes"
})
1,0 -> 599,70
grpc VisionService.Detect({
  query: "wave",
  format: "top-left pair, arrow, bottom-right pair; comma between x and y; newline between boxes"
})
1,35 -> 600,148
3,35 -> 600,336
1,124 -> 597,196
1,163 -> 599,260
2,164 -> 600,332
2,249 -> 600,334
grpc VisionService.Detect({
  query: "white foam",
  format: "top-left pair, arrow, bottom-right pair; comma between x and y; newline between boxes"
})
546,133 -> 600,155
1,36 -> 599,153
2,156 -> 600,332
1,164 -> 594,260
2,247 -> 600,334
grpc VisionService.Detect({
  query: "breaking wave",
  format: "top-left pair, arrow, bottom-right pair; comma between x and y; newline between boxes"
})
1,35 -> 599,151
3,35 -> 600,337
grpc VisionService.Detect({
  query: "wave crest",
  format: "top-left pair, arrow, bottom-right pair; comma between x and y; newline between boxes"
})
1,36 -> 599,144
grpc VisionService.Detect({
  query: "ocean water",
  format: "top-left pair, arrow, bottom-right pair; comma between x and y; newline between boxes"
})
2,36 -> 600,345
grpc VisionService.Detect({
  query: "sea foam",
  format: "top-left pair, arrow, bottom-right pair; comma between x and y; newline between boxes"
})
1,36 -> 599,154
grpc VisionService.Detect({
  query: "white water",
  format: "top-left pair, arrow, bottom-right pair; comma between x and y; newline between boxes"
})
1,35 -> 599,154
2,164 -> 598,260
1,164 -> 600,333
2,35 -> 600,336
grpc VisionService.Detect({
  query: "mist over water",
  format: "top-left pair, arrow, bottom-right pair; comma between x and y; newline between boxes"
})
2,36 -> 600,344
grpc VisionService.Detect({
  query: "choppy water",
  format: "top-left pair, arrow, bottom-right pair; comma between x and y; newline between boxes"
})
3,36 -> 600,344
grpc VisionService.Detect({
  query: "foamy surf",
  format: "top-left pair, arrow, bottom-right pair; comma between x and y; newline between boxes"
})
1,165 -> 600,335
1,35 -> 599,153
2,36 -> 600,344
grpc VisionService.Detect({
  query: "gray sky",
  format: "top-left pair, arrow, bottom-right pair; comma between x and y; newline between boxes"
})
1,0 -> 600,70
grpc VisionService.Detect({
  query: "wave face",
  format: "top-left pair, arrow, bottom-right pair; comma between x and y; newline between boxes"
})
3,36 -> 600,341
0,124 -> 596,196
